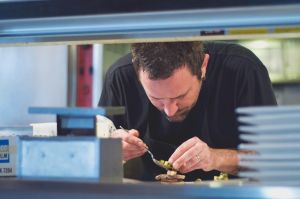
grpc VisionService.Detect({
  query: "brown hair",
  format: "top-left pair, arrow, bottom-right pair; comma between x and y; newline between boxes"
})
131,41 -> 205,80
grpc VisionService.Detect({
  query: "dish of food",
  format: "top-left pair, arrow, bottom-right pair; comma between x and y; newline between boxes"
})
154,160 -> 229,184
214,172 -> 229,181
155,170 -> 185,184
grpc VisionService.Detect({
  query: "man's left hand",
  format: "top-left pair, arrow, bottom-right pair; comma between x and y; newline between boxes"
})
168,136 -> 216,173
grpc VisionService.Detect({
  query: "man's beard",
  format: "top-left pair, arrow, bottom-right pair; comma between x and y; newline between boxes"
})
162,110 -> 190,122
160,107 -> 192,122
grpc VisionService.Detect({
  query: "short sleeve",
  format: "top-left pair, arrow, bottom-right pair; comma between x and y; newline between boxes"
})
236,62 -> 277,107
98,69 -> 126,128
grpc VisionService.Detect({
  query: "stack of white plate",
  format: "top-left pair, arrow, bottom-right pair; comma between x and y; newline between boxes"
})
236,106 -> 300,186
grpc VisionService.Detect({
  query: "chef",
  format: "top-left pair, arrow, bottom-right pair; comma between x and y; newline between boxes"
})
99,41 -> 277,181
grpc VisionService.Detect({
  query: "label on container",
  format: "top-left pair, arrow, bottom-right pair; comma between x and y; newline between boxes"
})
0,139 -> 9,163
0,137 -> 17,176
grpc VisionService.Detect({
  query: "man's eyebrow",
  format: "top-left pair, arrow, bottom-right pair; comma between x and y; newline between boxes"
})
149,95 -> 162,100
170,89 -> 190,99
150,87 -> 191,100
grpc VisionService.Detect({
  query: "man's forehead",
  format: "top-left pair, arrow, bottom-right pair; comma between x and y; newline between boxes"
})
138,64 -> 193,79
139,67 -> 197,99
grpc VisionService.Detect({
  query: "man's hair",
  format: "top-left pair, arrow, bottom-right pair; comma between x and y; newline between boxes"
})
131,41 -> 205,80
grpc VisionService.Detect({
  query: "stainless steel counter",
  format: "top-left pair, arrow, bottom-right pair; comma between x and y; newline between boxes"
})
0,178 -> 299,199
1,3 -> 300,45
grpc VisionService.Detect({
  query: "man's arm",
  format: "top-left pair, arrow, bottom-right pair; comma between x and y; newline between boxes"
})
209,148 -> 253,175
168,136 -> 252,175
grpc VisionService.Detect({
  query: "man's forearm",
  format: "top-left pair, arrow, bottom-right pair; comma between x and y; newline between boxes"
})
211,149 -> 247,175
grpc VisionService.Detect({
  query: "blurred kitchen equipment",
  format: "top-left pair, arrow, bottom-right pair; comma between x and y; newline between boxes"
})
17,136 -> 122,183
237,105 -> 300,186
0,127 -> 32,177
96,115 -> 116,138
28,106 -> 124,136
30,122 -> 57,137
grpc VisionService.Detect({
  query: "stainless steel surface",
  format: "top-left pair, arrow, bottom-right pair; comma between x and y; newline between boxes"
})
18,137 -> 123,183
67,45 -> 77,107
237,105 -> 300,186
1,4 -> 300,45
92,44 -> 104,107
0,179 -> 300,199
28,106 -> 125,116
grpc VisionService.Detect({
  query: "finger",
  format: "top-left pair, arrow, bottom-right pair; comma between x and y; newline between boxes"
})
128,129 -> 139,137
113,129 -> 146,148
124,153 -> 144,161
123,148 -> 146,159
169,137 -> 204,168
123,152 -> 144,161
179,148 -> 214,173
179,156 -> 201,173
122,140 -> 147,151
169,137 -> 202,163
123,135 -> 147,148
124,144 -> 147,152
127,148 -> 147,156
112,129 -> 139,138
122,141 -> 147,152
122,129 -> 146,148
172,144 -> 201,170
123,148 -> 147,161
127,130 -> 149,149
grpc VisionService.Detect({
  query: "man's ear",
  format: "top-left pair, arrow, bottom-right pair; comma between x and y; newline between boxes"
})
201,54 -> 209,80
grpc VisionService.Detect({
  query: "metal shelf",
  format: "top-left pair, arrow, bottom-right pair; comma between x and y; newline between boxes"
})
0,4 -> 300,45
1,0 -> 299,20
1,179 -> 300,199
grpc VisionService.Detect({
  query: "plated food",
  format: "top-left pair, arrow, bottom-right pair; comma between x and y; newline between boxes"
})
155,160 -> 185,183
155,170 -> 185,184
214,172 -> 229,181
158,160 -> 173,170
154,160 -> 229,183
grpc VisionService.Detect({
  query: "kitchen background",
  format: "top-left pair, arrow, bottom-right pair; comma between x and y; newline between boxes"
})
1,38 -> 300,126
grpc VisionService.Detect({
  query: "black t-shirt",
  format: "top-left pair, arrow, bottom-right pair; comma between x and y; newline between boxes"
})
99,42 -> 277,181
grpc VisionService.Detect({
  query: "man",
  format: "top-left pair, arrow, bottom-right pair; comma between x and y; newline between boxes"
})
99,41 -> 277,181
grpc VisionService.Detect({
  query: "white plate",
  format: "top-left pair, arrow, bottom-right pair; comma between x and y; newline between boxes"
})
238,113 -> 300,125
239,149 -> 300,155
258,181 -> 300,186
239,161 -> 300,169
239,170 -> 300,178
239,124 -> 300,134
236,106 -> 300,115
240,134 -> 300,142
239,153 -> 300,160
239,143 -> 300,151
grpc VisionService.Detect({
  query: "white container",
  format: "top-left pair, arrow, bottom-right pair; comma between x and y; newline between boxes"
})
96,115 -> 116,138
30,122 -> 57,137
0,127 -> 32,176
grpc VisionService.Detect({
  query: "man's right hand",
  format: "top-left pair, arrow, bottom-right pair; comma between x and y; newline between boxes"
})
112,129 -> 148,161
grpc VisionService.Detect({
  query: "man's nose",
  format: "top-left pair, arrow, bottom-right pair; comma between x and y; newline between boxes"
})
163,100 -> 178,117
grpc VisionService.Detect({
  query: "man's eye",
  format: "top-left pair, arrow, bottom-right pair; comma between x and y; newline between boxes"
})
151,97 -> 160,101
178,95 -> 186,100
